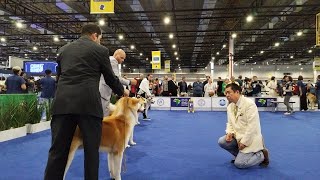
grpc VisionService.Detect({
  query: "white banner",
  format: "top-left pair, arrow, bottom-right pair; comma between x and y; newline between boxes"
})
191,97 -> 212,111
211,97 -> 228,111
152,97 -> 171,110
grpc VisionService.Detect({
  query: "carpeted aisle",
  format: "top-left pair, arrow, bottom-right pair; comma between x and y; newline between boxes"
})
0,111 -> 320,180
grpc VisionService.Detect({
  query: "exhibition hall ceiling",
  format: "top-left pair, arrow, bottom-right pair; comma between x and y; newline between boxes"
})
0,0 -> 319,71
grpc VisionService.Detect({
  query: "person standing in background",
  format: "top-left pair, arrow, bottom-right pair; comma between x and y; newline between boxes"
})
4,66 -> 26,94
39,69 -> 56,121
267,76 -> 277,97
297,75 -> 308,111
315,75 -> 320,111
283,76 -> 294,115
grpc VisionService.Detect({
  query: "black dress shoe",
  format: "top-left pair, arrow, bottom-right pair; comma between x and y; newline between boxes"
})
259,149 -> 269,167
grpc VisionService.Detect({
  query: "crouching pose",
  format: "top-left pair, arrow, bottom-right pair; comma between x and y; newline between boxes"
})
218,83 -> 269,169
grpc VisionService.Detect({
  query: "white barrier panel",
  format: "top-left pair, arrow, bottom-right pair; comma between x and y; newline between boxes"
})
191,97 -> 212,111
150,96 -> 300,112
276,96 -> 300,111
211,97 -> 228,111
152,97 -> 171,110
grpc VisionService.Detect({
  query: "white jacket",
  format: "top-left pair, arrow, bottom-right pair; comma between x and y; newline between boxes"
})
226,95 -> 264,153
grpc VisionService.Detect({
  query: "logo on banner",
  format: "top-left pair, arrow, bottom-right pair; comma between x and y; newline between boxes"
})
157,98 -> 164,106
171,98 -> 190,107
219,99 -> 226,106
255,98 -> 277,107
198,99 -> 205,106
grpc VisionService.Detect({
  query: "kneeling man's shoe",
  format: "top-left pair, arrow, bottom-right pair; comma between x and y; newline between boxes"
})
259,149 -> 269,167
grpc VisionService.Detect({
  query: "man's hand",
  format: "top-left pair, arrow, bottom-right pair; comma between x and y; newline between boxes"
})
130,79 -> 137,86
225,133 -> 233,142
123,89 -> 130,97
238,142 -> 246,150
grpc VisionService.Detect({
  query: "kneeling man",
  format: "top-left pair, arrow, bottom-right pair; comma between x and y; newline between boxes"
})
218,83 -> 269,168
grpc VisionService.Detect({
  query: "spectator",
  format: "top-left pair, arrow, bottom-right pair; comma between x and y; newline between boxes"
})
4,66 -> 26,94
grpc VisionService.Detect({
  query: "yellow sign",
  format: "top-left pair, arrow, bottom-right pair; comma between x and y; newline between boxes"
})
90,0 -> 114,14
152,63 -> 161,69
317,13 -> 320,46
152,51 -> 161,69
165,60 -> 170,72
314,57 -> 320,71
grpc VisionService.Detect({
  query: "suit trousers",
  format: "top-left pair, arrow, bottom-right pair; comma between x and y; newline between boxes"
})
44,114 -> 102,180
300,93 -> 308,111
218,135 -> 264,169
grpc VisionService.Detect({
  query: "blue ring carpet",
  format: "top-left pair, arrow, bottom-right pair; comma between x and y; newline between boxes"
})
0,111 -> 320,180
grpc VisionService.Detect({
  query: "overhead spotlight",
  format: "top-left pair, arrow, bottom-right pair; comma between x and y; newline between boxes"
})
123,64 -> 126,67
260,51 -> 264,54
216,52 -> 220,55
172,44 -> 176,48
146,58 -> 149,61
308,49 -> 312,53
274,42 -> 280,47
287,66 -> 289,69
98,19 -> 105,26
169,33 -> 174,39
176,57 -> 179,60
211,57 -> 215,60
222,44 -> 226,48
130,45 -> 135,50
297,31 -> 303,36
300,68 -> 303,70
277,69 -> 280,71
0,37 -> 6,42
118,34 -> 124,40
299,63 -> 302,66
56,53 -> 59,56
139,53 -> 143,56
246,15 -> 253,22
45,58 -> 48,60
231,33 -> 237,38
290,55 -> 294,59
24,53 -> 28,56
164,17 -> 170,24
53,36 -> 59,42
16,22 -> 23,28
174,51 -> 178,56
33,46 -> 38,51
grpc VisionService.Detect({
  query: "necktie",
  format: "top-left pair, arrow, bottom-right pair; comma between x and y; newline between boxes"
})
234,105 -> 238,117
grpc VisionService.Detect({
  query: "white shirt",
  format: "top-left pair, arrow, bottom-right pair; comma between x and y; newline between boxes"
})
138,78 -> 151,96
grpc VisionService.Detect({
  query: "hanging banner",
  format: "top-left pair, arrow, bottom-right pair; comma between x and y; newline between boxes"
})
317,13 -> 320,46
314,57 -> 320,71
152,51 -> 161,69
90,0 -> 114,14
165,60 -> 170,72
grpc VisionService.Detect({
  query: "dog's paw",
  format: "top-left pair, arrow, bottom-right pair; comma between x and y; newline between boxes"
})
130,142 -> 137,146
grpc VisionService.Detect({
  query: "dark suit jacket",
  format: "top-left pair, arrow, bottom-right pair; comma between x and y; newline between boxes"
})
52,36 -> 124,118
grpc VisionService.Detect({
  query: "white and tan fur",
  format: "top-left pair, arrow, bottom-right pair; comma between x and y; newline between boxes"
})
307,93 -> 317,110
64,97 -> 145,180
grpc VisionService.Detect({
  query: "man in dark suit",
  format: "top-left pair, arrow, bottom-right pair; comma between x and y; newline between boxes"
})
44,24 -> 129,180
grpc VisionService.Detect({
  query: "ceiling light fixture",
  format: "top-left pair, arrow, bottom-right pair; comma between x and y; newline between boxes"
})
260,51 -> 264,54
297,31 -> 303,36
0,37 -> 6,42
174,51 -> 178,56
130,45 -> 135,50
139,53 -> 143,56
172,44 -> 176,48
308,49 -> 312,53
33,46 -> 38,51
274,42 -> 280,47
169,33 -> 174,39
164,17 -> 170,24
98,19 -> 105,26
118,34 -> 124,40
16,22 -> 23,28
231,33 -> 237,38
53,36 -> 59,42
246,15 -> 253,22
